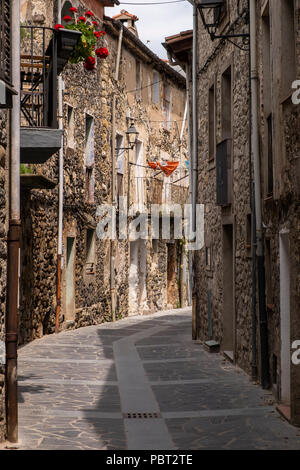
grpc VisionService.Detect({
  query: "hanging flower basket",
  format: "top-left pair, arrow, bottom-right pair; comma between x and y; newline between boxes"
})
54,5 -> 108,71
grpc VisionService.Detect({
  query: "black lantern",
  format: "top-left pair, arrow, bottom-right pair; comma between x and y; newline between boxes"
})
126,122 -> 139,148
197,0 -> 249,45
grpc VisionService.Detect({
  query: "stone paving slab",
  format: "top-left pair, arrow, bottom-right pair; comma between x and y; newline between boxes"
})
16,307 -> 300,450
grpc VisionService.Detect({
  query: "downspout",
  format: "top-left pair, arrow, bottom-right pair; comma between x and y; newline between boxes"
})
250,0 -> 269,388
55,0 -> 63,334
110,24 -> 123,322
248,0 -> 257,382
192,3 -> 198,339
6,0 -> 21,443
185,63 -> 193,306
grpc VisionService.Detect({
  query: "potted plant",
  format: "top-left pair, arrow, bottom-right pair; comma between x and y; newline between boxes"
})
54,6 -> 108,71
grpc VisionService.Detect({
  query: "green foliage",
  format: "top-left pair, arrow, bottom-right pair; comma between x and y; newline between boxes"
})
20,164 -> 33,175
64,21 -> 97,64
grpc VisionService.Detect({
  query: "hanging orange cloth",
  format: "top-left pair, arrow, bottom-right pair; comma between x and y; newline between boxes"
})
148,161 -> 158,170
157,161 -> 179,177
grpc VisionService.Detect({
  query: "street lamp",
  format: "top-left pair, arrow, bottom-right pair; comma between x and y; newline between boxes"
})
126,122 -> 139,149
197,0 -> 224,38
197,0 -> 249,45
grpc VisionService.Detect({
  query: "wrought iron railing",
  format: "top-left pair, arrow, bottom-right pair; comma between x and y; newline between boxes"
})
0,0 -> 11,84
20,26 -> 58,128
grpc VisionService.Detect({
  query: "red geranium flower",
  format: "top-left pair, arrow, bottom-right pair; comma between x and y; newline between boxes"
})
99,30 -> 106,35
54,23 -> 64,31
92,21 -> 98,26
85,11 -> 94,17
84,56 -> 96,71
63,15 -> 72,22
69,7 -> 77,13
96,47 -> 109,59
94,31 -> 101,38
78,16 -> 86,23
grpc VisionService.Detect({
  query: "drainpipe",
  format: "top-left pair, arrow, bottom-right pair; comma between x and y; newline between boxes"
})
6,0 -> 21,443
110,24 -> 123,322
185,63 -> 193,306
191,3 -> 198,339
55,0 -> 63,334
250,0 -> 269,388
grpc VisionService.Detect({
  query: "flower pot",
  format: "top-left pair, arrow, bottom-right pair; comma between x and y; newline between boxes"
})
57,29 -> 82,73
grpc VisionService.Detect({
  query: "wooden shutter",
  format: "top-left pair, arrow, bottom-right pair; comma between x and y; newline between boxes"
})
0,0 -> 11,84
216,139 -> 231,206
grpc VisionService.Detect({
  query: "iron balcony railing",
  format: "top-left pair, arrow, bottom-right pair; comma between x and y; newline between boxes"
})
20,26 -> 58,129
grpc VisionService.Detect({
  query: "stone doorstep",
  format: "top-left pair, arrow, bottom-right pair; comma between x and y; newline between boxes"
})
0,441 -> 21,450
223,350 -> 234,362
204,340 -> 220,353
276,404 -> 291,423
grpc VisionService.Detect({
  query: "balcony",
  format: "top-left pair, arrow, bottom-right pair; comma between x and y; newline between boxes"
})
20,26 -> 81,164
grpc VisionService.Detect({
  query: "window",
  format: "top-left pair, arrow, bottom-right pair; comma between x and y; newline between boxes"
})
152,71 -> 160,104
85,114 -> 95,203
267,114 -> 273,195
246,214 -> 252,257
205,245 -> 213,270
281,0 -> 296,98
0,0 -> 11,84
208,83 -> 216,161
136,60 -> 141,100
116,134 -> 124,202
162,82 -> 171,131
262,2 -> 271,114
85,229 -> 96,275
67,105 -> 75,149
221,66 -> 232,140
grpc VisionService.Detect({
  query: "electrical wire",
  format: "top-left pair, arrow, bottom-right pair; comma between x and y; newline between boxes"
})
119,1 -> 186,5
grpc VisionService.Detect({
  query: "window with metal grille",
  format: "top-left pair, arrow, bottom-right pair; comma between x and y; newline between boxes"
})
216,139 -> 232,206
0,0 -> 11,84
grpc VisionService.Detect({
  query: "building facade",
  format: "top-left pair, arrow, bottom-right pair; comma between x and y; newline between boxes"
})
184,0 -> 300,426
18,0 -> 189,345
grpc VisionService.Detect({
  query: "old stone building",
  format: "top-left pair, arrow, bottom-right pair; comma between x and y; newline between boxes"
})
166,0 -> 300,426
18,0 -> 189,345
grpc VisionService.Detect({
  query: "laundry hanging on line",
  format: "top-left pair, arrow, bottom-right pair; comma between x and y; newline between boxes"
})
147,161 -> 179,177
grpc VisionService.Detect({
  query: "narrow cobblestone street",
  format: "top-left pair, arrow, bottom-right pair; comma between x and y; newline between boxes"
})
16,308 -> 300,450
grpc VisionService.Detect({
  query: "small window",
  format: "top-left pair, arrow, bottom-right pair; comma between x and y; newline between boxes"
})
208,83 -> 215,161
67,105 -> 75,149
85,167 -> 94,203
267,114 -> 273,196
221,66 -> 232,140
162,82 -> 171,131
152,71 -> 160,104
136,60 -> 141,99
85,114 -> 94,166
85,114 -> 95,203
246,214 -> 252,257
86,229 -> 96,275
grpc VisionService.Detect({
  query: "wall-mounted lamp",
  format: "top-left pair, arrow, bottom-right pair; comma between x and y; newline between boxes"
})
197,0 -> 249,47
115,122 -> 139,151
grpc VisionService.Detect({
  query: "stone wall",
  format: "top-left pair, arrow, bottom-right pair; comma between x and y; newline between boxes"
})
18,0 -> 189,343
256,0 -> 300,424
0,109 -> 8,441
194,0 -> 253,373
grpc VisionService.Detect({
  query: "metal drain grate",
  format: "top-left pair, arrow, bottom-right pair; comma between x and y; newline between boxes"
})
124,412 -> 161,419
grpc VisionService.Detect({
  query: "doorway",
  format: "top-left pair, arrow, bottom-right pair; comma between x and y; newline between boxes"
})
280,231 -> 291,405
222,224 -> 234,358
129,239 -> 147,315
65,237 -> 75,321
